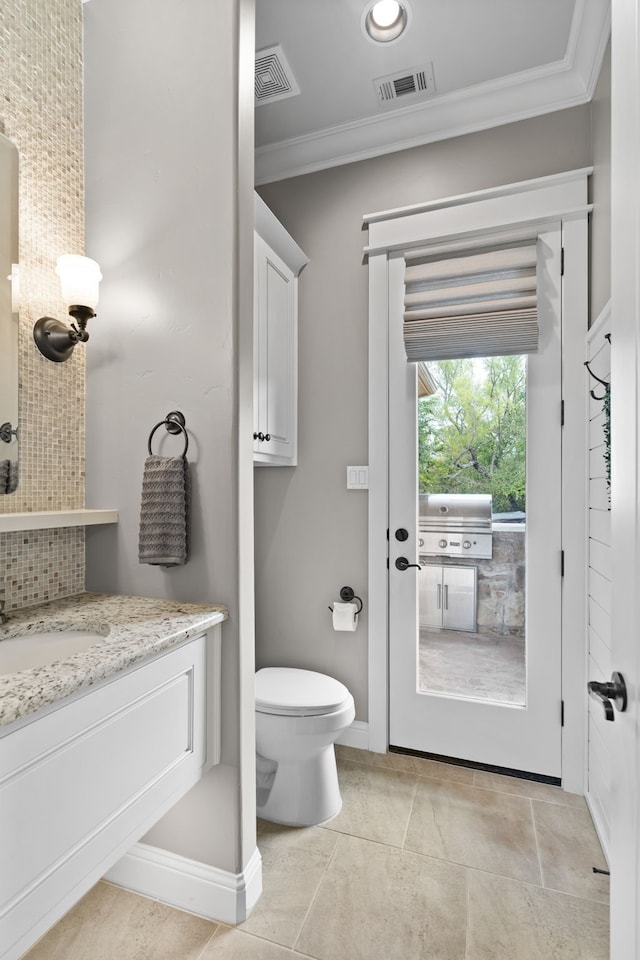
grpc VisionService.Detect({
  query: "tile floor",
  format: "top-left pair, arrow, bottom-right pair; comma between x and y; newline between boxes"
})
419,627 -> 526,704
24,747 -> 610,960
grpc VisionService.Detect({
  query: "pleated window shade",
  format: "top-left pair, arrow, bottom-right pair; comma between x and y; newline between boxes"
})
403,241 -> 538,362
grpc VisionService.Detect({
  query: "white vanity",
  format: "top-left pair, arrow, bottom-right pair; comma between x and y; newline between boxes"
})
0,593 -> 226,960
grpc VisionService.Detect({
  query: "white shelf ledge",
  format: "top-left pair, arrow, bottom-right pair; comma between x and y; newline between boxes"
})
0,509 -> 118,533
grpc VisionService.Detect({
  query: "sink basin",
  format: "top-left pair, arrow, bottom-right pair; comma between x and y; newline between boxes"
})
0,629 -> 104,675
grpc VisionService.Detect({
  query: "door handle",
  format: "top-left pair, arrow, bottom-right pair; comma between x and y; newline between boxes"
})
443,584 -> 449,609
437,583 -> 441,609
395,557 -> 422,571
587,672 -> 627,722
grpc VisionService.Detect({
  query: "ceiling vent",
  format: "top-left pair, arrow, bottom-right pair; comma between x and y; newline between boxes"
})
373,62 -> 436,107
255,44 -> 301,107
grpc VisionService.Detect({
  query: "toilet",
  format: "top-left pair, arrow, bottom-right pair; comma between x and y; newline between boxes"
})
255,667 -> 355,826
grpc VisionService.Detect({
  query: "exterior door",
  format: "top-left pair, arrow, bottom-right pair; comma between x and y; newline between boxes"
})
388,226 -> 563,777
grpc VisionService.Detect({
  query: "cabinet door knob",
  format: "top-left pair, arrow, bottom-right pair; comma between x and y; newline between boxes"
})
264,434 -> 271,441
253,431 -> 265,441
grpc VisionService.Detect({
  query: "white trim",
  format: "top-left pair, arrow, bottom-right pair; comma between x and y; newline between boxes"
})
0,509 -> 118,533
365,208 -> 593,260
586,791 -> 611,866
254,193 -> 309,276
104,842 -> 263,925
560,215 -> 590,794
366,170 -> 589,776
255,1 -> 610,184
337,719 -> 369,751
586,299 -> 612,344
583,298 -> 612,861
363,169 -> 594,226
368,251 -> 391,754
609,3 -> 640,950
365,171 -> 590,252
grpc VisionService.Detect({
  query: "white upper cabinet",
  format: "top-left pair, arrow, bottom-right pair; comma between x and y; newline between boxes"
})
254,194 -> 308,466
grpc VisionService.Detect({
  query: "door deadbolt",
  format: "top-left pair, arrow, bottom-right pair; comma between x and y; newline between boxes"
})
395,528 -> 409,541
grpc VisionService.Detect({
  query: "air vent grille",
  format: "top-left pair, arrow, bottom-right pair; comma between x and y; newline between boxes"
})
374,62 -> 436,106
255,44 -> 300,106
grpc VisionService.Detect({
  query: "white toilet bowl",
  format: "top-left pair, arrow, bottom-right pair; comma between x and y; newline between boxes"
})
255,667 -> 355,826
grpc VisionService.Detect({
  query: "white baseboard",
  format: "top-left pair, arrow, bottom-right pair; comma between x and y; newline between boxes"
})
585,791 -> 611,867
337,719 -> 369,750
104,842 -> 262,925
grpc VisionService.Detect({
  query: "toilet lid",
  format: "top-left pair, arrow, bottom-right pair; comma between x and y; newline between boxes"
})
255,667 -> 352,716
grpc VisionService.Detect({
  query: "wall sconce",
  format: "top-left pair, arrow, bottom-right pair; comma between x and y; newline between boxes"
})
33,255 -> 102,362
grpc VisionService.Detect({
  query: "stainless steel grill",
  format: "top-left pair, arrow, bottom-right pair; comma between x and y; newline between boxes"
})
418,493 -> 493,559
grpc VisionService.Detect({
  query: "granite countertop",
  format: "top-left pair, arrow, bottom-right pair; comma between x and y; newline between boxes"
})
0,592 -> 228,730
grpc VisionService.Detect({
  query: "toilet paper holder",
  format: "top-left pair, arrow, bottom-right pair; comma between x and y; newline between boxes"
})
328,586 -> 363,615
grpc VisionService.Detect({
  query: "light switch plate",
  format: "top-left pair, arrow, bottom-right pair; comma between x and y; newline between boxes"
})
347,466 -> 369,490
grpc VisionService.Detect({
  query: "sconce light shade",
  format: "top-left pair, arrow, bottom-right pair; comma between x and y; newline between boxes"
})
56,255 -> 102,310
34,254 -> 102,363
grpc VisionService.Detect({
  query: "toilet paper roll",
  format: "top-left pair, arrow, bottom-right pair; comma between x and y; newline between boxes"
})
332,601 -> 358,632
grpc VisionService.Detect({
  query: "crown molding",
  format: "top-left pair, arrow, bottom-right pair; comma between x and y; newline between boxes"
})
255,0 -> 610,185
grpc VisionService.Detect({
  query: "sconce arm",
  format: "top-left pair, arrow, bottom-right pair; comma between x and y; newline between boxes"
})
33,306 -> 95,362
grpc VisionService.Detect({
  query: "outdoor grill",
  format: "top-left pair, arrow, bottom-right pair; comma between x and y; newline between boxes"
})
419,493 -> 493,559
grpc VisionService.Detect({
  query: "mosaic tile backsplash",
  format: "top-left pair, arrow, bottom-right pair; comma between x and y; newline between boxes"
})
0,528 -> 84,610
0,0 -> 86,612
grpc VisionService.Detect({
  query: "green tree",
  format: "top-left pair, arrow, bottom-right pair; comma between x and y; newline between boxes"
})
418,356 -> 526,513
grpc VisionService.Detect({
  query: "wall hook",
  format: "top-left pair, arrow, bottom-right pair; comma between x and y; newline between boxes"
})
584,360 -> 610,401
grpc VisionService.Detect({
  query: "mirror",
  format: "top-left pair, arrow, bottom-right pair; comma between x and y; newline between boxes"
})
0,131 -> 18,494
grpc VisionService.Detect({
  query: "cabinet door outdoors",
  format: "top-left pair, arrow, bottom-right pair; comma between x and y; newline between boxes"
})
442,566 -> 477,632
419,563 -> 443,628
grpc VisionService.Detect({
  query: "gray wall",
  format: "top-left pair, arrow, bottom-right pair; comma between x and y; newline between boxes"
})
84,0 -> 256,877
257,105 -> 593,721
590,40 -> 612,325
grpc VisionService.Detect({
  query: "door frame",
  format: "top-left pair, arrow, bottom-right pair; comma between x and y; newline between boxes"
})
365,169 -> 590,793
609,0 -> 640,953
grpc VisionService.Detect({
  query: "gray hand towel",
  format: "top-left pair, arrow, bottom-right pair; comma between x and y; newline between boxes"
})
138,455 -> 190,566
0,460 -> 9,494
7,459 -> 18,494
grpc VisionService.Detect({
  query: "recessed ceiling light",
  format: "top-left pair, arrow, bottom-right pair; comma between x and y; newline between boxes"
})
362,0 -> 411,44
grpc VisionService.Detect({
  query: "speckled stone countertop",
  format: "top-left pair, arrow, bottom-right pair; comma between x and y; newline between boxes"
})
0,592 -> 227,730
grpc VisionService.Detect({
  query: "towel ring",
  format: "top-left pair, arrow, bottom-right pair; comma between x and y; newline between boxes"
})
148,410 -> 189,458
0,422 -> 18,444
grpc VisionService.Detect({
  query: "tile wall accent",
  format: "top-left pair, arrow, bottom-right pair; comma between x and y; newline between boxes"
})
0,528 -> 84,610
0,0 -> 86,611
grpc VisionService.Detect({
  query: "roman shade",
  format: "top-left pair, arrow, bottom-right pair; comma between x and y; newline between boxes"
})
403,241 -> 538,362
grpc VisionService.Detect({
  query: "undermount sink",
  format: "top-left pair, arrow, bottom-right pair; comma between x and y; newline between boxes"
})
0,630 -> 104,676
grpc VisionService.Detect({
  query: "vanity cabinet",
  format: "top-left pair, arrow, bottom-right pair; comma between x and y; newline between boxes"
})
254,194 -> 308,466
0,627 -> 221,960
418,563 -> 477,632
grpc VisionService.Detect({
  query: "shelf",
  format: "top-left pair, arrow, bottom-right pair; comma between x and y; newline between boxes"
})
0,509 -> 118,533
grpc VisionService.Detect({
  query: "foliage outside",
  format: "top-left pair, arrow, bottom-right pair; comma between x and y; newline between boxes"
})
418,356 -> 526,513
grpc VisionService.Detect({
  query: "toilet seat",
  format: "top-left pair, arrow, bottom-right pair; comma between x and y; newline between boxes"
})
256,667 -> 351,717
